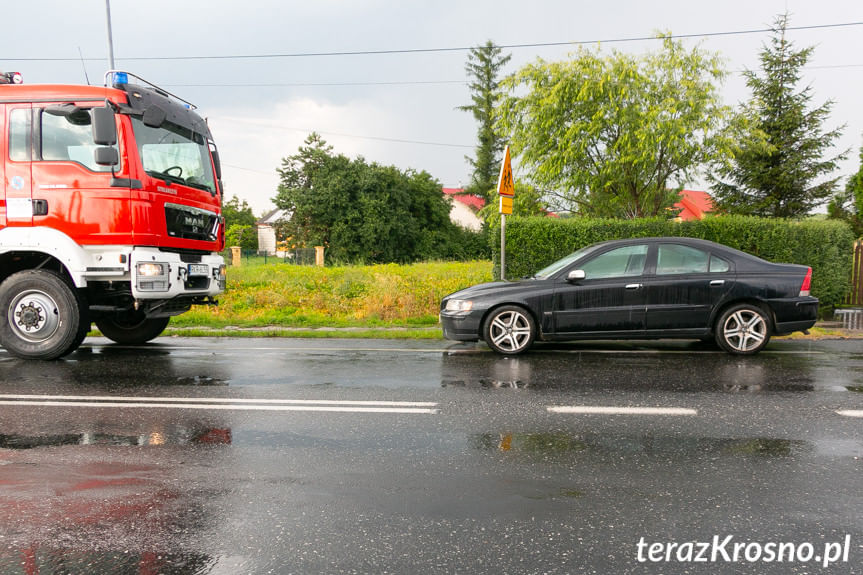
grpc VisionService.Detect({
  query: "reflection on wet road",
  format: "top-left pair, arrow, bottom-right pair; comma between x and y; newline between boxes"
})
0,337 -> 861,574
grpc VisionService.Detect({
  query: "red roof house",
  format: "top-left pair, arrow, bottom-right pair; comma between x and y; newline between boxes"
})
674,190 -> 714,221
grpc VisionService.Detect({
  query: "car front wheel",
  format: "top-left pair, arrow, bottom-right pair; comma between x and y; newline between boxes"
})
715,304 -> 771,355
483,305 -> 536,355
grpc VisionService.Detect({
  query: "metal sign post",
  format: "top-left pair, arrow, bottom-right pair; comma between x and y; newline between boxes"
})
500,213 -> 506,280
497,146 -> 514,280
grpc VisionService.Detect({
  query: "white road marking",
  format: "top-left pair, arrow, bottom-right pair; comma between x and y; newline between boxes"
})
836,410 -> 863,418
0,400 -> 437,414
0,394 -> 438,414
548,406 -> 698,416
0,394 -> 436,407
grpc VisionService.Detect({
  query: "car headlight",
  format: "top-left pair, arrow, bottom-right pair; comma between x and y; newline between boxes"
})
445,299 -> 473,312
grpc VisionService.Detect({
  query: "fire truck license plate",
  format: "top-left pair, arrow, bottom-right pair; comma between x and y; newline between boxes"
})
188,264 -> 209,276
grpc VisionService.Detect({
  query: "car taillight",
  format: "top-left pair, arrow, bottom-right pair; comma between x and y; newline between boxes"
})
799,267 -> 812,297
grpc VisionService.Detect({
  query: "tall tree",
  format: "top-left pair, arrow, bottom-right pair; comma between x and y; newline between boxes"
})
273,133 -> 460,263
497,36 -> 733,218
827,140 -> 863,238
711,13 -> 846,218
458,41 -> 511,201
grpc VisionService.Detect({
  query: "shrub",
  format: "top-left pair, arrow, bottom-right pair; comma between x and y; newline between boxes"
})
492,215 -> 855,308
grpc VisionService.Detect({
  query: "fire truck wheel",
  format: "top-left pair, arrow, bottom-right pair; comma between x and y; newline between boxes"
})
95,314 -> 171,345
0,270 -> 85,360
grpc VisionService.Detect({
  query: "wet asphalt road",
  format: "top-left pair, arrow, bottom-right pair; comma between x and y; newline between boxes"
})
0,337 -> 862,574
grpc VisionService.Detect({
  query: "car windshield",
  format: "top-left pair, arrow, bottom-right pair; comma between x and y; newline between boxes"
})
532,245 -> 601,279
131,116 -> 216,193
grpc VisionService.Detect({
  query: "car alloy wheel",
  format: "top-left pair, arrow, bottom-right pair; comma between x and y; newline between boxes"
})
716,304 -> 771,355
484,305 -> 536,355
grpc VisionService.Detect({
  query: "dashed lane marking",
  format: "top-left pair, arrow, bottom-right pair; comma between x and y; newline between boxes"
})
548,406 -> 698,416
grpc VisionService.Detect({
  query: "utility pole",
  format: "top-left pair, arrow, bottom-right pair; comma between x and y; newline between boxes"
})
105,0 -> 116,70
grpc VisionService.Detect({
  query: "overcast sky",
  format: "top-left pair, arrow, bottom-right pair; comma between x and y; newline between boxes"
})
3,0 -> 862,214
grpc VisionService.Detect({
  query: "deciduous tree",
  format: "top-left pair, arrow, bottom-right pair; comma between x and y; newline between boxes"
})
273,134 -> 464,263
497,36 -> 732,218
828,140 -> 863,238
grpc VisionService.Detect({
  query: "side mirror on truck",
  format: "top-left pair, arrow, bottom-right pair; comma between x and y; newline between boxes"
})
91,106 -> 117,146
91,106 -> 119,167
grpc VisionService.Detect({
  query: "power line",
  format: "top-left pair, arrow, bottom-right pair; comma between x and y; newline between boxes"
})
215,118 -> 473,149
171,63 -> 863,89
6,21 -> 863,62
167,80 -> 467,88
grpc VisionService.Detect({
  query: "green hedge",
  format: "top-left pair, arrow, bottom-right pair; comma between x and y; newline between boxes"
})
493,215 -> 855,309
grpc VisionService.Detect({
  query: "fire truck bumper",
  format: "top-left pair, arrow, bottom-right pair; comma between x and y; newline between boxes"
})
130,248 -> 226,300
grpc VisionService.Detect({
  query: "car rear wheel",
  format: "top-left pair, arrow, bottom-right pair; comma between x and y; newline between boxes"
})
483,305 -> 536,355
715,304 -> 771,355
95,314 -> 170,345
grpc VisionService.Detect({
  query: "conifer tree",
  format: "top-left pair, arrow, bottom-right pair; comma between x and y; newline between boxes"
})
458,41 -> 511,201
711,13 -> 845,218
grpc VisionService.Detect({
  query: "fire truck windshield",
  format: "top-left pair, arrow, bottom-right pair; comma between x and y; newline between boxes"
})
130,116 -> 216,194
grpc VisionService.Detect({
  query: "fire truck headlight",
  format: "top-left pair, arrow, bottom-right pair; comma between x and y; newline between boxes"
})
136,262 -> 170,292
137,263 -> 166,277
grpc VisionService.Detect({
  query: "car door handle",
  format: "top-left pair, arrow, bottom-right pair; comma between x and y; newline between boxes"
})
625,283 -> 643,290
710,280 -> 725,287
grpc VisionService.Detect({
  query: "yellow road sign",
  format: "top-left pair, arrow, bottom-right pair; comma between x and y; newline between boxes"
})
499,195 -> 513,215
497,145 -> 514,197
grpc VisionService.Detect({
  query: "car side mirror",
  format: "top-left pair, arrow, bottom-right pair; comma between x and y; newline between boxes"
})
567,269 -> 586,283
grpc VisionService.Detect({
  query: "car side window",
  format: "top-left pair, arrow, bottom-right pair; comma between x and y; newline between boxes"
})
657,244 -> 731,274
709,255 -> 730,273
656,244 -> 709,275
580,245 -> 648,279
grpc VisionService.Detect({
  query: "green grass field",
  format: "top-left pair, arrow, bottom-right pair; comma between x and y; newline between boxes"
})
170,260 -> 493,330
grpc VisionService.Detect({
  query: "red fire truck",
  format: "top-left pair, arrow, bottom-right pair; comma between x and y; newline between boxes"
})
0,71 -> 226,359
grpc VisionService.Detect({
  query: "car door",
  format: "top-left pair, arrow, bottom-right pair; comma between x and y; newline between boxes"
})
645,242 -> 735,332
551,243 -> 649,334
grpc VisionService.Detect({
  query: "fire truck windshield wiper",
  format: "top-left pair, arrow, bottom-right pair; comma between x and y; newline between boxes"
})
146,169 -> 185,186
184,180 -> 214,193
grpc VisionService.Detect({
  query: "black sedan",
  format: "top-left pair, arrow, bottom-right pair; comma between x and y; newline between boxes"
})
440,237 -> 818,355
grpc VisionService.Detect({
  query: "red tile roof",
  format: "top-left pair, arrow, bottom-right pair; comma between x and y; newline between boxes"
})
443,188 -> 486,210
675,190 -> 714,221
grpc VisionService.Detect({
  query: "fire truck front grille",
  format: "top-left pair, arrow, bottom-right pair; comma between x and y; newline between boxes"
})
165,203 -> 219,242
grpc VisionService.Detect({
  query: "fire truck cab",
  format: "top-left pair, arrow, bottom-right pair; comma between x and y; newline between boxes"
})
0,71 -> 226,359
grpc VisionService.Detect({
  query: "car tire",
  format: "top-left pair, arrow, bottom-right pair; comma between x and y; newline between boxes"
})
0,270 -> 85,360
95,314 -> 170,345
483,305 -> 537,355
715,303 -> 772,355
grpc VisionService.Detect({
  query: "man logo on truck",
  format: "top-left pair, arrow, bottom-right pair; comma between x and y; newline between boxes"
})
0,71 -> 227,360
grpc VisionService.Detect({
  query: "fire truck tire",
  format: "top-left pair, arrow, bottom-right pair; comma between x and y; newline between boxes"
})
95,314 -> 170,345
0,270 -> 86,360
